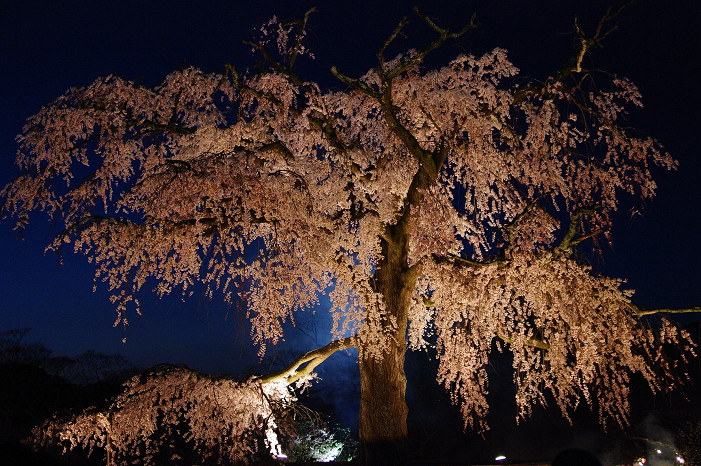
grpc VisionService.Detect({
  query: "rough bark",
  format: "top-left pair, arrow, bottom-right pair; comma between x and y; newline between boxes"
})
359,337 -> 409,464
358,221 -> 416,464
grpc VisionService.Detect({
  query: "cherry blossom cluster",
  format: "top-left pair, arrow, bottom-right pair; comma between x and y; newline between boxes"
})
30,366 -> 298,463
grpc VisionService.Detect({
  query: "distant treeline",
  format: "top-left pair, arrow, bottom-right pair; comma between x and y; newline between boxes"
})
0,328 -> 137,464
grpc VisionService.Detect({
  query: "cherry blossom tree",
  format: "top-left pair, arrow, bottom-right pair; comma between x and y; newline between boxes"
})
2,7 -> 697,463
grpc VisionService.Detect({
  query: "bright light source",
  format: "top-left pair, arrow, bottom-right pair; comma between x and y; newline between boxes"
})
495,455 -> 507,461
276,454 -> 288,460
657,449 -> 663,455
677,456 -> 685,464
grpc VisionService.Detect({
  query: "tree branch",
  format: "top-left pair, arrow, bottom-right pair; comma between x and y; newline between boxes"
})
243,41 -> 305,88
421,294 -> 551,351
225,63 -> 285,107
232,34 -> 356,159
571,1 -> 633,73
496,330 -> 550,351
329,67 -> 381,100
504,193 -> 550,252
288,7 -> 317,68
259,336 -> 356,385
260,140 -> 295,163
331,9 -> 476,182
377,17 -> 410,78
627,303 -> 701,318
543,205 -> 603,264
384,8 -> 476,81
511,3 -> 634,106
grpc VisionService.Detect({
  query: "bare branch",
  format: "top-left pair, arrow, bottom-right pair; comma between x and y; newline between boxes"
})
414,7 -> 477,37
260,336 -> 356,385
385,8 -> 476,81
572,1 -> 634,73
377,16 -> 409,77
627,303 -> 701,318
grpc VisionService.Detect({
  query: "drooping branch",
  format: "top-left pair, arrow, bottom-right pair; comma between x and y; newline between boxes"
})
260,336 -> 356,385
126,116 -> 197,136
421,289 -> 551,351
51,215 -> 133,252
496,302 -> 701,351
30,365 -> 292,464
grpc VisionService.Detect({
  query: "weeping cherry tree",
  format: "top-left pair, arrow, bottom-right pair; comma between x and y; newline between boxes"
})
2,7 -> 697,464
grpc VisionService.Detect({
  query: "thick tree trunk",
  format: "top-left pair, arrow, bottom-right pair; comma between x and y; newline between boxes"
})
358,228 -> 415,464
358,334 -> 409,464
356,149 -> 434,463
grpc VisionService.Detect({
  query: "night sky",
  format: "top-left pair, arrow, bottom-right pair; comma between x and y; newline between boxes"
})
1,0 -> 699,445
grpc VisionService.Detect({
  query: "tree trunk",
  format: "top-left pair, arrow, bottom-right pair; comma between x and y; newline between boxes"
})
356,150 -> 434,463
358,230 -> 415,464
358,333 -> 409,464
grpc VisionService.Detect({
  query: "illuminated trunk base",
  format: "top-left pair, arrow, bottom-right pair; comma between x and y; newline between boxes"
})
358,341 -> 409,464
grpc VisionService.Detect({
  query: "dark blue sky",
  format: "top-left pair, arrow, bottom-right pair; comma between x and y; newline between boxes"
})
1,0 -> 699,377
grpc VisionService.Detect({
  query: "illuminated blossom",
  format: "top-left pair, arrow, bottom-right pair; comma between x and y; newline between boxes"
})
30,366 -> 297,464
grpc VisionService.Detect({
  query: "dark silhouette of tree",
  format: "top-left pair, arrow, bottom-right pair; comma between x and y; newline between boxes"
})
0,329 -> 75,442
0,328 -> 52,366
0,329 -> 134,446
63,351 -> 132,386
